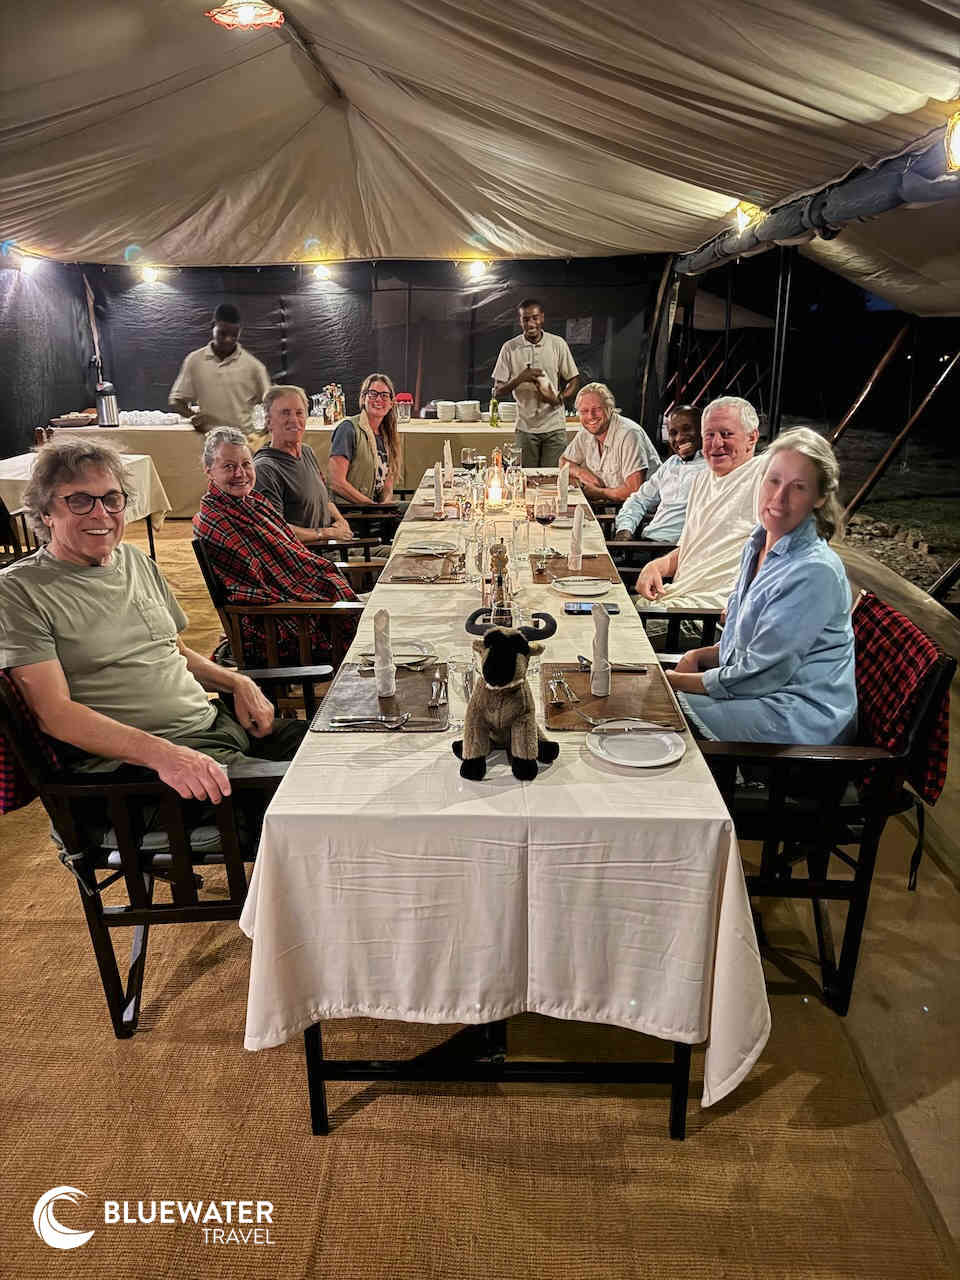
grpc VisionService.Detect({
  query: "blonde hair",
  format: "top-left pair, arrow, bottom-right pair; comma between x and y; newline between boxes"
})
358,372 -> 402,484
764,427 -> 843,541
574,382 -> 616,419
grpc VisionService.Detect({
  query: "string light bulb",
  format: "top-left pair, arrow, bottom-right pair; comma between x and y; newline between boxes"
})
466,260 -> 488,279
19,255 -> 40,275
205,1 -> 284,29
141,266 -> 159,283
946,111 -> 960,173
313,264 -> 331,280
734,201 -> 762,234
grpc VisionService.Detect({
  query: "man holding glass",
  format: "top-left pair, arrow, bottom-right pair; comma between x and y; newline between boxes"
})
493,300 -> 579,468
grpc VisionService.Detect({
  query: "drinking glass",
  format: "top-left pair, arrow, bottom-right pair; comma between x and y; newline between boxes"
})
533,493 -> 558,564
510,517 -> 529,576
460,446 -> 476,474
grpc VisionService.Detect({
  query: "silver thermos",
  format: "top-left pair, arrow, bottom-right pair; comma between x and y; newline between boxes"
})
96,380 -> 119,425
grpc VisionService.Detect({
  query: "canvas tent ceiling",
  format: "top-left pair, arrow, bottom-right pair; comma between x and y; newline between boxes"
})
1,1 -> 958,312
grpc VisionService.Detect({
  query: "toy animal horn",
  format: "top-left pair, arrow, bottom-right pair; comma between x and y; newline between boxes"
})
464,607 -> 496,635
519,612 -> 557,640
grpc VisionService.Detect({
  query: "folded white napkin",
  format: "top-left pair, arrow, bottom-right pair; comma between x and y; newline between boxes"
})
443,439 -> 454,485
433,460 -> 444,514
373,608 -> 396,697
557,463 -> 569,513
568,504 -> 584,571
590,603 -> 611,697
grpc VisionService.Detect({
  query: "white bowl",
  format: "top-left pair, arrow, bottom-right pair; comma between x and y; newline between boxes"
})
456,400 -> 481,421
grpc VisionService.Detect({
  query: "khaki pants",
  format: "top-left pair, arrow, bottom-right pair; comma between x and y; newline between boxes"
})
518,428 -> 568,468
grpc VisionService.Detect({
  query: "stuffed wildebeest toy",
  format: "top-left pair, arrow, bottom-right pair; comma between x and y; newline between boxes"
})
452,608 -> 560,781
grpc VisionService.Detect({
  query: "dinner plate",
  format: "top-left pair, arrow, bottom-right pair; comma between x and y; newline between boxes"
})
550,578 -> 611,597
404,541 -> 461,555
552,516 -> 574,529
586,722 -> 686,769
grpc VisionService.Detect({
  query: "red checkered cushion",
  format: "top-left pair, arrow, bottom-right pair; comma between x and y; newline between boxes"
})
0,671 -> 62,814
853,592 -> 950,805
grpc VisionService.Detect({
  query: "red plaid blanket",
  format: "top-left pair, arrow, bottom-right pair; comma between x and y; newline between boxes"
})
193,486 -> 358,665
853,591 -> 950,805
0,670 -> 62,815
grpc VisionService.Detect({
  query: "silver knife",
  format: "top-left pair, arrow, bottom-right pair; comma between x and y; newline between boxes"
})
577,655 -> 649,674
593,723 -> 677,735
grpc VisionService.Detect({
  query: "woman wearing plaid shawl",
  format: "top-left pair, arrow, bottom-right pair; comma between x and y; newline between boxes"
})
667,428 -> 857,745
194,430 -> 358,666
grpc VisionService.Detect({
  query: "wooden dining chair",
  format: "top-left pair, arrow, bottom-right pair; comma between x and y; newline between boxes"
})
0,667 -> 323,1037
693,593 -> 955,1015
193,538 -> 365,685
0,498 -> 36,566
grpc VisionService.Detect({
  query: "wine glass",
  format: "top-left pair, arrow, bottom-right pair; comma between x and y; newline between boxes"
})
460,446 -> 476,474
533,493 -> 557,568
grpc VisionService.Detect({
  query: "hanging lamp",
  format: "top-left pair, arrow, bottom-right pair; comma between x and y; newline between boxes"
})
205,2 -> 284,30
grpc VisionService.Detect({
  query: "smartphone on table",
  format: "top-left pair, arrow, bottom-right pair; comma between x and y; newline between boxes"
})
563,601 -> 620,615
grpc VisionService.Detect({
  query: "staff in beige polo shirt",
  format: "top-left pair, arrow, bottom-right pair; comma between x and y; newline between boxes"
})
169,302 -> 271,437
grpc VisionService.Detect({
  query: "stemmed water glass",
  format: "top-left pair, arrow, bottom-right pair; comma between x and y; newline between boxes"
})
460,446 -> 477,474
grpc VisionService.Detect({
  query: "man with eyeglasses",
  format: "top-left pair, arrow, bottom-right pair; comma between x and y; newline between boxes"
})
493,300 -> 580,468
169,302 -> 271,437
0,440 -> 306,805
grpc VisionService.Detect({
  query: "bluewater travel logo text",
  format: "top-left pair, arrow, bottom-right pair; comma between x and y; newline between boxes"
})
33,1187 -> 277,1249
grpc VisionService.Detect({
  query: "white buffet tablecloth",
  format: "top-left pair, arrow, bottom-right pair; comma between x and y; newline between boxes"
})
0,451 -> 171,530
51,420 -> 579,517
240,476 -> 770,1107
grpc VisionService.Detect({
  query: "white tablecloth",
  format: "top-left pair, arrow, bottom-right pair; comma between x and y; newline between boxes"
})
0,451 -> 171,530
241,477 -> 770,1107
50,421 -> 578,517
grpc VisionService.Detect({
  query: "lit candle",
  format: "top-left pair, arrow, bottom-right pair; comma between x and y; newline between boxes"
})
487,480 -> 503,507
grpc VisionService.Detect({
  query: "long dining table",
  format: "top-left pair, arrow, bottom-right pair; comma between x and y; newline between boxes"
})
239,471 -> 771,1131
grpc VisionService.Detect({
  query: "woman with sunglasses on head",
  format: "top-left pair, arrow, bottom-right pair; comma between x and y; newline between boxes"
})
0,439 -> 306,804
327,372 -> 403,506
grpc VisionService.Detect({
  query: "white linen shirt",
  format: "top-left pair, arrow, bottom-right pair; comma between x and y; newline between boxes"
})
562,414 -> 660,490
169,342 -> 270,435
492,331 -> 578,435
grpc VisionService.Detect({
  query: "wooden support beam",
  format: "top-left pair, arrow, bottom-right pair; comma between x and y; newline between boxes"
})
829,322 -> 910,445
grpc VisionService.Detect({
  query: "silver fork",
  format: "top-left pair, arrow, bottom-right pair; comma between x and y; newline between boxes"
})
568,705 -> 672,732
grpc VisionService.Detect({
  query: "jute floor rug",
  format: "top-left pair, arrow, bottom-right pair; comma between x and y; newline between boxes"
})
0,793 -> 955,1280
1,525 -> 956,1278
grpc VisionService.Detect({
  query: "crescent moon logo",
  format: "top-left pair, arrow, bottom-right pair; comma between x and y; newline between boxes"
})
33,1186 -> 95,1250
123,244 -> 143,262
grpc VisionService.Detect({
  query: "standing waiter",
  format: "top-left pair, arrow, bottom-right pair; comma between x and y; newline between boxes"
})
493,299 -> 579,468
169,303 -> 270,437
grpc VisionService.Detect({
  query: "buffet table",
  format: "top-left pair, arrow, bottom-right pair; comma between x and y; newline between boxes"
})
50,420 -> 580,517
239,476 -> 770,1121
0,451 -> 170,557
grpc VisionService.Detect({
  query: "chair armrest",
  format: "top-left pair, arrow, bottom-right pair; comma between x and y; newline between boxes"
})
606,539 -> 677,554
312,537 -> 380,552
221,601 -> 365,617
240,664 -> 333,683
699,741 -> 893,764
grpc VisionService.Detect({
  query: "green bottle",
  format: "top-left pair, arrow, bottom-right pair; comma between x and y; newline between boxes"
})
489,395 -> 499,430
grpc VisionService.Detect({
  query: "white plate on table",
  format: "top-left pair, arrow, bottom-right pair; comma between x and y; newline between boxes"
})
550,578 -> 611,597
586,722 -> 686,769
552,516 -> 574,529
404,541 -> 461,556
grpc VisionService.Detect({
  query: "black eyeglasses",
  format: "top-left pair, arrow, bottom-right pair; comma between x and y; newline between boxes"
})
365,390 -> 393,401
60,490 -> 128,515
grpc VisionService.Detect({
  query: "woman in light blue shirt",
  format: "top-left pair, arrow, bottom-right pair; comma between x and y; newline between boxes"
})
666,428 -> 857,745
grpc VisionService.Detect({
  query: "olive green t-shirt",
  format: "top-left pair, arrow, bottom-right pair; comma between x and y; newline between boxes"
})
0,543 -> 216,761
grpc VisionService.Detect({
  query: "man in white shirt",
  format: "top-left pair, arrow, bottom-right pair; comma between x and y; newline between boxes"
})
169,303 -> 271,437
559,382 -> 659,504
493,299 -> 579,468
636,397 -> 764,612
613,405 -> 706,543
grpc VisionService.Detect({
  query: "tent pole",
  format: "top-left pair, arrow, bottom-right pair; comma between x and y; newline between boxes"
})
667,336 -> 722,411
829,322 -> 909,445
722,263 -> 733,383
690,335 -> 744,405
767,247 -> 793,439
842,350 -> 959,522
639,255 -> 676,428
